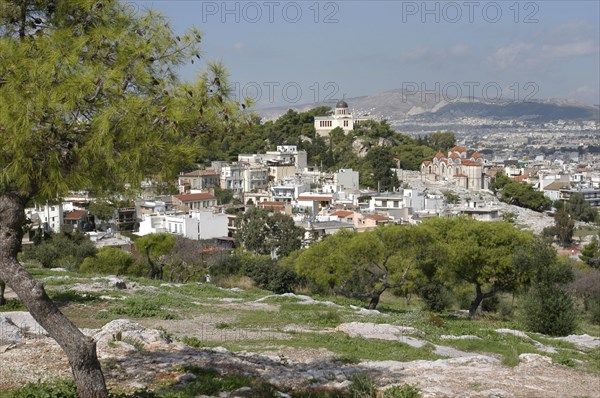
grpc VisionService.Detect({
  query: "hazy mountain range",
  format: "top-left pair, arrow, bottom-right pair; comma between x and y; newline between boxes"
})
258,88 -> 600,127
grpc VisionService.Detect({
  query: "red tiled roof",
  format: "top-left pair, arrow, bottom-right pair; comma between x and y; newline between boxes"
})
64,210 -> 87,220
422,160 -> 432,166
331,210 -> 354,218
297,196 -> 332,202
449,146 -> 467,152
512,174 -> 529,182
471,152 -> 482,159
174,193 -> 216,202
461,160 -> 483,166
258,201 -> 286,210
434,152 -> 445,159
450,153 -> 460,159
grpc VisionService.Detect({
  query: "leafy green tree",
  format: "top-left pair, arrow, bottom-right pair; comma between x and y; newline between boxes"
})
495,179 -> 551,212
566,193 -> 597,223
365,147 -> 398,192
580,237 -> 600,269
88,200 -> 115,230
0,2 -> 245,394
554,209 -> 575,247
427,131 -> 456,152
521,257 -> 577,336
423,217 -> 536,318
294,225 -> 415,309
214,186 -> 234,205
135,233 -> 175,279
235,207 -> 304,258
442,191 -> 461,205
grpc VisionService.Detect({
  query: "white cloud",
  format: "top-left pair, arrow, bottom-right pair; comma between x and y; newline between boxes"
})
541,40 -> 597,58
487,43 -> 535,70
567,86 -> 600,104
488,39 -> 598,71
448,44 -> 469,56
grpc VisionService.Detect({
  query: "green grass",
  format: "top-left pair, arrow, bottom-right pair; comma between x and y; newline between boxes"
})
230,304 -> 350,330
103,297 -> 177,320
49,290 -> 104,304
199,331 -> 442,362
0,299 -> 26,312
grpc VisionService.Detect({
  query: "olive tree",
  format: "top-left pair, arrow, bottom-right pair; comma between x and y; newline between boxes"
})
0,1 -> 247,396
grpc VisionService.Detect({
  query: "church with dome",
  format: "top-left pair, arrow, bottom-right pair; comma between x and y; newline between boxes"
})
314,100 -> 369,137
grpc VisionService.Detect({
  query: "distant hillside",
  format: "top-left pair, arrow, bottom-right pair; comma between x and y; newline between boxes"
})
258,88 -> 599,125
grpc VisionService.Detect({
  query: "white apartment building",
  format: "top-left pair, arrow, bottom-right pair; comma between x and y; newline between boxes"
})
25,203 -> 64,233
137,210 -> 229,241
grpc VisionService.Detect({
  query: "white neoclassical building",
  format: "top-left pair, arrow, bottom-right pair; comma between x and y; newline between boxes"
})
314,100 -> 369,137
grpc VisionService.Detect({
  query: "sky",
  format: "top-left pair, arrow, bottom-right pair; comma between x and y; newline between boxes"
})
130,1 -> 600,108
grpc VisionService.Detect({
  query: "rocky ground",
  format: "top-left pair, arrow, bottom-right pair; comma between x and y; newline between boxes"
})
2,280 -> 600,398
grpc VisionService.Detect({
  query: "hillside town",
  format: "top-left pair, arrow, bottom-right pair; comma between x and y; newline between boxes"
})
24,101 -> 600,257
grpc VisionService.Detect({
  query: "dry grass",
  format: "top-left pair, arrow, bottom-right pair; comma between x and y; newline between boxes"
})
215,275 -> 255,290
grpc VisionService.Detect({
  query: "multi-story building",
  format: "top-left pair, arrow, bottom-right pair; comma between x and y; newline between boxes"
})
25,203 -> 64,234
219,163 -> 245,194
271,178 -> 311,203
239,145 -> 307,172
178,169 -> 219,193
172,193 -> 217,211
242,164 -> 269,193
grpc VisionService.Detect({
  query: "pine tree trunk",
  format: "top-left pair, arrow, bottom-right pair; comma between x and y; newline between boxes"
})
468,284 -> 484,319
0,194 -> 108,397
368,294 -> 380,310
0,279 -> 5,305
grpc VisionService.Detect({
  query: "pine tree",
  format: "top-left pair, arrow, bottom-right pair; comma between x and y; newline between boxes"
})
0,1 -> 247,396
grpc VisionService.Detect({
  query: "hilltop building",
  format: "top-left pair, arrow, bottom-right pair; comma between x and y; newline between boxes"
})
314,100 -> 369,137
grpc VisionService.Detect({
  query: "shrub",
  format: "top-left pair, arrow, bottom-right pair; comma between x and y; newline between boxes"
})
521,285 -> 577,336
21,232 -> 97,270
80,247 -> 140,276
481,295 -> 500,313
453,285 -> 473,310
589,299 -> 600,325
242,256 -> 298,294
418,282 -> 452,312
497,298 -> 515,320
